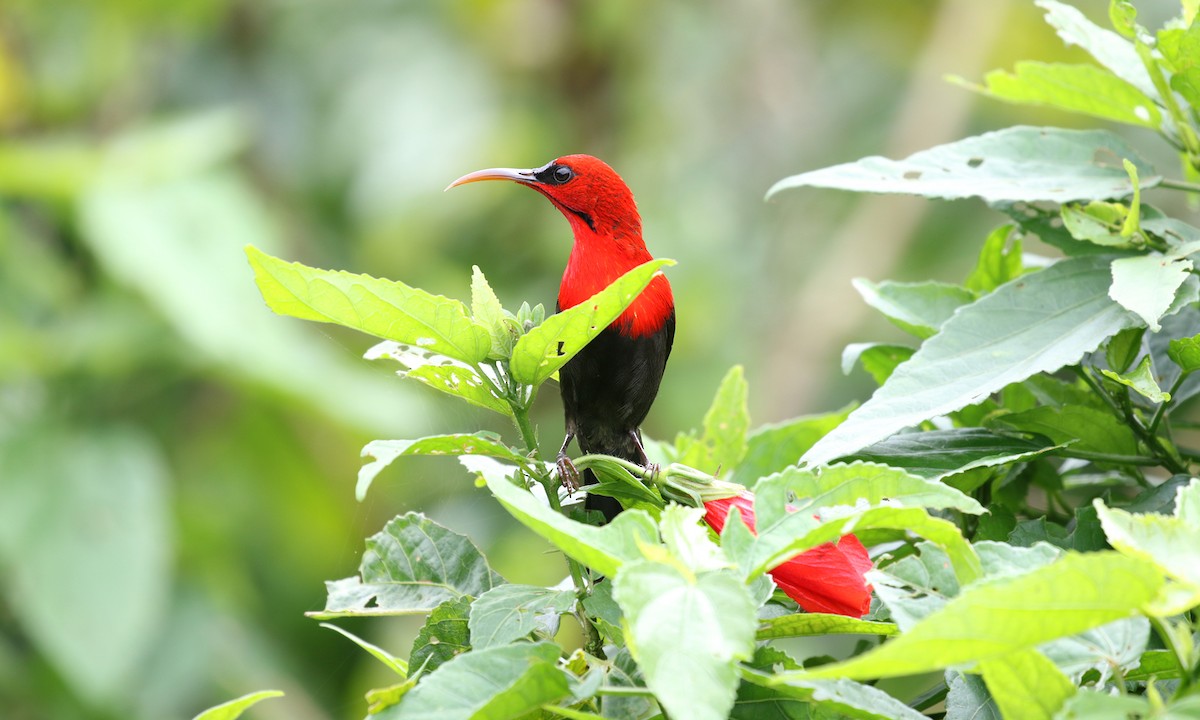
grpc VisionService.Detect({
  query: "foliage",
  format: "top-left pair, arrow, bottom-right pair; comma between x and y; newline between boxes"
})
238,2 -> 1200,718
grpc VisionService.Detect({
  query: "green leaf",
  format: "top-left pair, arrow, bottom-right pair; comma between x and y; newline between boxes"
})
479,467 -> 658,577
756,614 -> 898,640
1054,690 -> 1150,720
1094,479 -> 1200,591
803,255 -> 1139,466
409,596 -> 472,675
358,433 -> 529,501
965,225 -> 1023,294
962,62 -> 1162,129
191,690 -> 285,720
1109,253 -> 1193,332
988,404 -> 1140,456
870,542 -> 962,630
1040,617 -> 1148,685
613,562 -> 757,720
1124,649 -> 1180,681
314,512 -> 504,618
946,672 -> 1000,720
1108,0 -> 1138,39
245,245 -> 491,363
978,649 -> 1075,720
1168,333 -> 1200,373
659,505 -> 731,573
767,127 -> 1158,203
376,641 -> 570,720
678,365 -> 750,475
852,279 -> 975,339
366,341 -> 512,416
842,343 -> 914,385
1061,200 -> 1138,248
0,427 -> 171,704
741,668 -> 927,720
509,258 -> 673,385
1035,0 -> 1157,98
468,584 -> 576,649
321,623 -> 408,676
1101,355 -> 1170,403
731,406 -> 854,486
1106,327 -> 1146,374
470,265 -> 514,360
780,552 -> 1162,681
840,428 -> 1059,480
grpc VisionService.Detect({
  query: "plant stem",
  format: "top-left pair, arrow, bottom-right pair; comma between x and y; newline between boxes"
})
1059,450 -> 1164,466
593,685 -> 657,697
1158,177 -> 1200,193
1148,372 -> 1190,437
1149,616 -> 1194,698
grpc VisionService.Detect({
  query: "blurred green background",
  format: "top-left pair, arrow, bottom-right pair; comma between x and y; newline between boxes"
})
0,0 -> 1184,718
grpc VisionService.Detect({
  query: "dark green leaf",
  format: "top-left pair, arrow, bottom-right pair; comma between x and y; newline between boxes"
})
468,584 -> 575,649
314,513 -> 504,618
409,596 -> 472,675
988,404 -> 1140,456
840,428 -> 1059,480
1105,327 -> 1145,374
376,641 -> 570,719
803,255 -> 1139,466
1168,333 -> 1200,374
767,127 -> 1158,204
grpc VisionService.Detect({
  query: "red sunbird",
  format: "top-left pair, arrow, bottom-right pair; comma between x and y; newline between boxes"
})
448,155 -> 675,521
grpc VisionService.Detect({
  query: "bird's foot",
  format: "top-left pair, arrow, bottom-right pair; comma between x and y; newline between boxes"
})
644,462 -> 661,483
556,453 -> 581,494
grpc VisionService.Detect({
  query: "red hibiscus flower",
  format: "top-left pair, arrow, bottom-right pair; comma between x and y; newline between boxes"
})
703,490 -> 874,618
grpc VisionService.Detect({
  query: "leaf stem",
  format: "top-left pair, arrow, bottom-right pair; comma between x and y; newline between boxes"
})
1157,178 -> 1200,193
593,685 -> 656,697
1149,616 -> 1194,698
1058,450 -> 1164,466
1148,372 -> 1190,437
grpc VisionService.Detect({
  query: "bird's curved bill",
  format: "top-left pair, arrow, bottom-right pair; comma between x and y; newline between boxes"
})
444,167 -> 535,191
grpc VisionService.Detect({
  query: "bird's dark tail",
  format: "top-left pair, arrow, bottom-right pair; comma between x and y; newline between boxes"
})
581,430 -> 646,522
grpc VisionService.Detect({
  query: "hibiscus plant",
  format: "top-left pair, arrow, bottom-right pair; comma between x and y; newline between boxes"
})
212,1 -> 1200,719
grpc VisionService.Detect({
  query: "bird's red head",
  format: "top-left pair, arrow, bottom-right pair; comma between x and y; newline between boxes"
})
448,155 -> 673,338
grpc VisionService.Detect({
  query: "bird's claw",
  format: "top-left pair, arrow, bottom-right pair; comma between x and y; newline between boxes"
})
556,453 -> 581,494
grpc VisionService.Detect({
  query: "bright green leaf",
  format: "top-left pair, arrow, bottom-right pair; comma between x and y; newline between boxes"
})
470,265 -> 513,360
803,255 -> 1140,466
1108,0 -> 1138,39
376,641 -> 569,720
852,279 -> 975,339
467,584 -> 575,649
366,341 -> 511,416
965,225 -> 1023,293
1101,355 -> 1170,403
731,406 -> 854,486
1094,479 -> 1200,591
614,562 -> 756,720
756,613 -> 898,640
979,649 -> 1075,720
245,245 -> 491,363
1036,0 -> 1157,98
767,127 -> 1158,203
191,690 -> 284,720
358,433 -> 528,501
321,623 -> 408,676
509,259 -> 673,385
965,62 -> 1162,129
780,552 -> 1162,681
1061,200 -> 1137,248
679,365 -> 750,475
1168,334 -> 1200,374
314,513 -> 504,618
1109,253 -> 1193,332
841,428 -> 1060,480
480,467 -> 659,577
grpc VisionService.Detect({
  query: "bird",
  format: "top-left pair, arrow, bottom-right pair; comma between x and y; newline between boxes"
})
447,155 -> 675,522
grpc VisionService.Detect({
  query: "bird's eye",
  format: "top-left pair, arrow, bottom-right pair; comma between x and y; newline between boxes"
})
552,165 -> 574,184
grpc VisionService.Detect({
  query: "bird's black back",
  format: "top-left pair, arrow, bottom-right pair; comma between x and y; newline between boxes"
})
559,309 -> 675,521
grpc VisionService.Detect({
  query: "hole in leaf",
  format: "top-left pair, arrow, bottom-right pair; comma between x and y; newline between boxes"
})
556,341 -> 565,356
967,157 -> 984,168
903,170 -> 922,180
